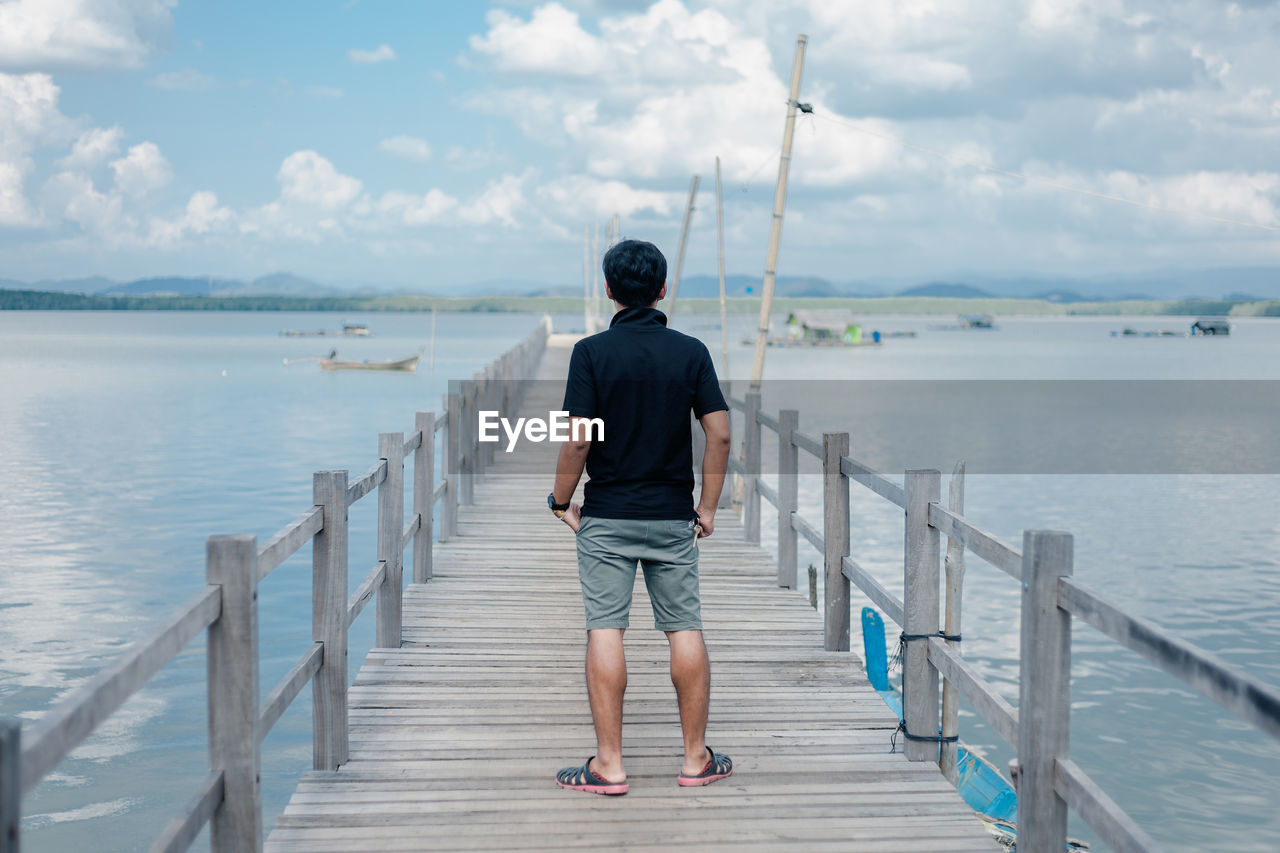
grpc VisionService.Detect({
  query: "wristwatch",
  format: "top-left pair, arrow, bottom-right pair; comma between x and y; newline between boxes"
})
547,492 -> 570,518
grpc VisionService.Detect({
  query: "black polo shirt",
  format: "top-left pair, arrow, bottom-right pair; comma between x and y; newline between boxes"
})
562,307 -> 728,519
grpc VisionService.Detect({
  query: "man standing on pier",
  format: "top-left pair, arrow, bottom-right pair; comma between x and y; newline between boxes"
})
547,239 -> 734,795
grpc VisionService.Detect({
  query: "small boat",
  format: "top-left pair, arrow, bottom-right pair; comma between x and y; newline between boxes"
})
318,353 -> 419,372
928,314 -> 999,331
280,323 -> 372,338
862,607 -> 1087,851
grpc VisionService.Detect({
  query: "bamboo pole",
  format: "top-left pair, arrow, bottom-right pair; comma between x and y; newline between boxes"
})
716,156 -> 729,381
748,34 -> 807,393
591,223 -> 601,330
583,225 -> 592,334
940,461 -> 966,783
666,175 -> 700,319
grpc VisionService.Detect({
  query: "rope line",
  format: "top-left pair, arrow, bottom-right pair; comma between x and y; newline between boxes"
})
889,631 -> 962,755
807,110 -> 1280,235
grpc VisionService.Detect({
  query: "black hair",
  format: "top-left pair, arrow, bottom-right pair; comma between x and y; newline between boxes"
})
602,239 -> 666,308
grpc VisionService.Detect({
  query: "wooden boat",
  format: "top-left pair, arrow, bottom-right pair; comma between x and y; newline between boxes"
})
280,323 -> 372,338
318,353 -> 419,372
861,607 -> 1088,851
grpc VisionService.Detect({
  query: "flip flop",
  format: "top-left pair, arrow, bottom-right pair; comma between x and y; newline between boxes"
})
555,756 -> 629,795
677,747 -> 733,787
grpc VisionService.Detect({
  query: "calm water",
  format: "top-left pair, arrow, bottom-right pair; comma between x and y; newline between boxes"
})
2,310 -> 1278,851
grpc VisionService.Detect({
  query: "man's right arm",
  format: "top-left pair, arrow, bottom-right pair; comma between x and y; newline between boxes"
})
695,409 -> 730,538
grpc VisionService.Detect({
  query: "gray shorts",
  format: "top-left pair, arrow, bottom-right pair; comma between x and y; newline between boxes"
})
575,516 -> 702,631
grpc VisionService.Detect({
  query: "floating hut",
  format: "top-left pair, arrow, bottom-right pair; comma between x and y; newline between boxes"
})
786,310 -> 863,344
1190,317 -> 1230,336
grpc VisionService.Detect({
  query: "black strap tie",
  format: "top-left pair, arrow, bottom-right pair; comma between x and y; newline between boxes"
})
889,631 -> 962,754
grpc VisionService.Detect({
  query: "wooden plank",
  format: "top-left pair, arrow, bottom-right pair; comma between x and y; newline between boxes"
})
757,409 -> 779,433
791,512 -> 824,551
1055,758 -> 1162,853
312,470 -> 349,771
776,409 -> 799,589
148,770 -> 224,853
756,477 -> 778,508
928,503 -> 1021,580
347,562 -> 386,628
940,461 -> 966,782
402,430 -> 422,456
840,455 -> 906,509
442,391 -> 459,541
400,514 -> 420,555
792,428 -> 822,459
259,643 -> 323,739
727,395 -> 745,411
413,411 -> 434,583
346,459 -> 387,507
377,432 -> 405,648
20,585 -> 221,792
841,556 -> 904,627
206,534 -> 262,850
902,469 -> 941,763
1017,530 -> 1073,852
926,638 -> 1017,748
822,433 -> 850,651
258,507 -> 324,581
1059,577 -> 1280,741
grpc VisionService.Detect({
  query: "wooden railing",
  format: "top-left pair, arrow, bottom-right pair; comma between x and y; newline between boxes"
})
722,390 -> 1280,853
0,318 -> 550,853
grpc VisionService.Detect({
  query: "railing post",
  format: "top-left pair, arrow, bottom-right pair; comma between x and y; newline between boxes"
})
206,533 -> 262,851
414,411 -> 434,583
1017,530 -> 1074,851
903,469 -> 942,762
743,392 -> 762,544
377,433 -> 404,649
442,392 -> 459,540
822,432 -> 850,651
312,470 -> 348,771
940,461 -> 966,782
460,381 -> 475,506
777,409 -> 799,589
717,382 -> 733,510
1,720 -> 18,853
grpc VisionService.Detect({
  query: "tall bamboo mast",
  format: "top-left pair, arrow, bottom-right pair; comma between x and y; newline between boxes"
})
748,34 -> 807,393
715,156 -> 729,382
666,175 -> 700,319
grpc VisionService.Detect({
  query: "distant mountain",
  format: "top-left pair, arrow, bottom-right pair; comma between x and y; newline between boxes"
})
674,274 -> 884,299
100,276 -> 237,296
897,282 -> 994,298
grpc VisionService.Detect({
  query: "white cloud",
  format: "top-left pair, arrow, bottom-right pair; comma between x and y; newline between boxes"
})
460,172 -> 531,226
0,161 -> 36,226
470,4 -> 607,77
348,44 -> 397,64
377,189 -> 458,225
146,191 -> 235,246
277,151 -> 363,210
0,0 -> 174,71
305,85 -> 345,99
57,126 -> 125,170
110,142 -> 172,197
378,136 -> 432,162
149,69 -> 218,91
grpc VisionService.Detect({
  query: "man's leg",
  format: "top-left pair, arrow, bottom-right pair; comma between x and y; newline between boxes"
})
666,629 -> 711,775
586,628 -> 628,781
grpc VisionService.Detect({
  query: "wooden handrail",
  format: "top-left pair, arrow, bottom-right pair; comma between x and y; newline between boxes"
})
2,319 -> 552,853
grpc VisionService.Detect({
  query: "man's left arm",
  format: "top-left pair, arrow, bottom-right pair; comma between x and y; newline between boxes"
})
552,418 -> 593,532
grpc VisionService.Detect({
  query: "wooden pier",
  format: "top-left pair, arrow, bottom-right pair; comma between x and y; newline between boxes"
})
264,341 -> 996,851
7,318 -> 1280,853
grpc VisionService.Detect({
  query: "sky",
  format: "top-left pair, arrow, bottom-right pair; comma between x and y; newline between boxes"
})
1,0 -> 1279,292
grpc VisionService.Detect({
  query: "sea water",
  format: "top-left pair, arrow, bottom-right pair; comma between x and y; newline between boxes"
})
2,310 -> 1278,851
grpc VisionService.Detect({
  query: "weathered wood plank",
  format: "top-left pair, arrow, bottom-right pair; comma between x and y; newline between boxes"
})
1059,577 -> 1280,742
260,643 -> 323,739
902,469 -> 941,763
258,507 -> 324,581
347,562 -> 386,628
840,455 -> 906,508
312,470 -> 349,771
841,556 -> 904,627
148,769 -> 224,853
1055,758 -> 1162,853
929,503 -> 1021,580
346,459 -> 387,507
376,432 -> 404,648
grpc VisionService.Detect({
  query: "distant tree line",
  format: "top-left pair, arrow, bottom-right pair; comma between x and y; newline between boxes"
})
1,288 -> 1277,316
